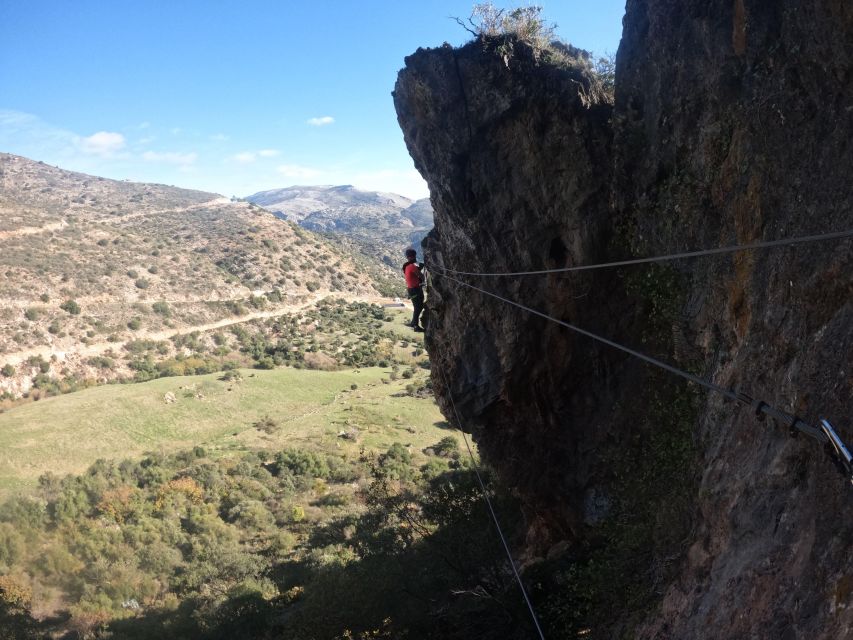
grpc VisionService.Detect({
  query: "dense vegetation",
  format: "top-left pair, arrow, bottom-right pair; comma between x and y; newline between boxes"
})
2,301 -> 424,409
0,297 -> 544,639
0,435 -> 542,639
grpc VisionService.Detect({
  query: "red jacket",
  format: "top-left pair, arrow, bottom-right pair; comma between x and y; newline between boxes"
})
403,262 -> 423,289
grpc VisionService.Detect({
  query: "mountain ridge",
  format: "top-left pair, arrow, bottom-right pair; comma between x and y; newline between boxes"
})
245,184 -> 434,267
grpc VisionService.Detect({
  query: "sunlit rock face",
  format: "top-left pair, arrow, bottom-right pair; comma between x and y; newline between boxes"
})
395,1 -> 853,637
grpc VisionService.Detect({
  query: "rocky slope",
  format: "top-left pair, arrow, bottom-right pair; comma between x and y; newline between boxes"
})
246,185 -> 434,266
0,154 -> 376,396
394,3 -> 852,639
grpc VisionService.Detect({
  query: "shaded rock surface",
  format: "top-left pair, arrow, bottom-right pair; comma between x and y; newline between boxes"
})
394,2 -> 853,638
395,40 -> 618,550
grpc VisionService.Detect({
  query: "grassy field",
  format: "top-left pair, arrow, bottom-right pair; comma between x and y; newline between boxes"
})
0,364 -> 447,493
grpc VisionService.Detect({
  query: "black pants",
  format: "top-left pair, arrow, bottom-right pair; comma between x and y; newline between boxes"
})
408,287 -> 424,327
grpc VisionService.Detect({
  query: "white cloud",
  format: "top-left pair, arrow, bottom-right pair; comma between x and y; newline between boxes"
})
277,164 -> 322,179
79,131 -> 126,156
306,116 -> 334,127
232,151 -> 256,164
258,149 -> 280,157
142,150 -> 198,165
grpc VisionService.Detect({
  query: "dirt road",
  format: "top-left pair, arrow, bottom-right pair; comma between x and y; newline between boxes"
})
0,291 -> 389,367
0,196 -> 232,241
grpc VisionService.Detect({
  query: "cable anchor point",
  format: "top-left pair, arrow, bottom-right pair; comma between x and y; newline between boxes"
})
819,419 -> 853,485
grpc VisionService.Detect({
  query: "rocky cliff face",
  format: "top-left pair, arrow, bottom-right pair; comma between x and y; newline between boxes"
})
395,41 -> 618,549
394,2 -> 852,638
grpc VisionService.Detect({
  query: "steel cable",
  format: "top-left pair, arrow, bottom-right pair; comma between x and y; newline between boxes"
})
437,229 -> 853,277
432,270 -> 827,443
436,365 -> 547,640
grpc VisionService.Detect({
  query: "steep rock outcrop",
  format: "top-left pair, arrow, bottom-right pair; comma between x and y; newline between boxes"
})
395,42 -> 619,550
395,2 -> 852,639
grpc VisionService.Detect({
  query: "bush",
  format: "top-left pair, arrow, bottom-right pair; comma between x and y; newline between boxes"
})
127,318 -> 142,331
24,308 -> 40,321
152,302 -> 170,316
467,3 -> 553,51
60,300 -> 81,315
431,436 -> 460,458
0,364 -> 14,378
253,416 -> 279,434
87,356 -> 114,370
273,449 -> 330,479
378,442 -> 416,481
135,278 -> 150,289
462,3 -> 587,72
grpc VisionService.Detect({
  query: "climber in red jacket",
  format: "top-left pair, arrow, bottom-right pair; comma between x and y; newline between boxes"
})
402,248 -> 425,332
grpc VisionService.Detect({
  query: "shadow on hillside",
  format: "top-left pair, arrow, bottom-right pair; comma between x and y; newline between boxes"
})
108,469 -> 537,640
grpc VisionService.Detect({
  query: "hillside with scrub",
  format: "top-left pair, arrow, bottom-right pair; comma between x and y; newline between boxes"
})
0,153 -> 383,399
0,354 -> 510,639
0,296 -> 519,640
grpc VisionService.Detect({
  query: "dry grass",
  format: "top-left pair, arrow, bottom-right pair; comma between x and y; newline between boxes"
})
0,365 -> 444,493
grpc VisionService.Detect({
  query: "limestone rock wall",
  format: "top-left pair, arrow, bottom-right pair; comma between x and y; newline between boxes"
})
394,2 -> 853,637
395,42 -> 620,551
616,2 -> 853,638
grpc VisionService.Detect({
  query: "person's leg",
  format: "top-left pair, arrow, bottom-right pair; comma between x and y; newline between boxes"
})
412,289 -> 424,328
406,288 -> 418,326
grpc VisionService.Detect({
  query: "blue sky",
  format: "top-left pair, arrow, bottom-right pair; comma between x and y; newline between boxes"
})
0,1 -> 625,199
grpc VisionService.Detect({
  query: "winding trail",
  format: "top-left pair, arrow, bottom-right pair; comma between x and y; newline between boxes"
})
109,196 -> 234,223
0,196 -> 232,241
0,219 -> 69,240
0,291 -> 387,367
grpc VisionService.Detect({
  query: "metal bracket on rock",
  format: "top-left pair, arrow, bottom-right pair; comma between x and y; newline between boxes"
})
820,419 -> 853,486
731,389 -> 853,484
732,388 -> 817,440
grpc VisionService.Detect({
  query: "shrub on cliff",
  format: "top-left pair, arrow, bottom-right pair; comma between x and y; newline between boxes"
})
459,2 -> 610,95
460,3 -> 562,65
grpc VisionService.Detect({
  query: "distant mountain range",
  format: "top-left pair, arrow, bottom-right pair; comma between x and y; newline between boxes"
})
245,185 -> 434,266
